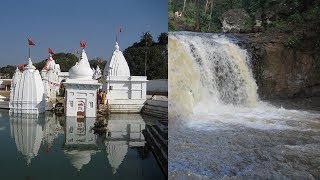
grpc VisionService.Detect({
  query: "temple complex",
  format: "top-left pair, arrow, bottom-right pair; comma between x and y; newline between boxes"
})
103,42 -> 147,113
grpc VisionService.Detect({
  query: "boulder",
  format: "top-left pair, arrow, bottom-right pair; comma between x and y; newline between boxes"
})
220,8 -> 253,33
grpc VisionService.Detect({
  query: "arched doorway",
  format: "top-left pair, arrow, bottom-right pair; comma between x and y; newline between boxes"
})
77,100 -> 85,117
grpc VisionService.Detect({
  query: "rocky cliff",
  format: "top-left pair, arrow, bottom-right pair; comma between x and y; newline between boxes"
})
228,0 -> 320,99
236,32 -> 320,99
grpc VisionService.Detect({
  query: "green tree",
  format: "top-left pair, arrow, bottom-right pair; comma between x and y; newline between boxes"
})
0,65 -> 16,78
124,32 -> 168,80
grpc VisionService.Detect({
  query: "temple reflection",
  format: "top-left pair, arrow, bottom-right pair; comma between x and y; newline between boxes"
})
63,117 -> 98,172
9,112 -> 152,176
104,114 -> 146,174
9,114 -> 44,165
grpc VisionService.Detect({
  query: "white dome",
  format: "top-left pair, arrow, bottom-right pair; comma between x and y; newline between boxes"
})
69,49 -> 93,79
103,42 -> 130,78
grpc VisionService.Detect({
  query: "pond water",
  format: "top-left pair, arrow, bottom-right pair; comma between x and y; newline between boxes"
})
0,110 -> 165,180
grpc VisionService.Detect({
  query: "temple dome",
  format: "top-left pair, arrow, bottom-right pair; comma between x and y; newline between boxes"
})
69,49 -> 93,79
103,42 -> 130,78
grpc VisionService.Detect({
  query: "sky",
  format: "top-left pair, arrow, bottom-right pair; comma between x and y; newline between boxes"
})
0,0 -> 168,67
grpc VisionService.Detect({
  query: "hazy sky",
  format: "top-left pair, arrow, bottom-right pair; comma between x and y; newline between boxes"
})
0,0 -> 168,67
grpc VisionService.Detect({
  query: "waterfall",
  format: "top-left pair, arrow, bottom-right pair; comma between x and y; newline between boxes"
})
169,32 -> 258,120
169,32 -> 320,129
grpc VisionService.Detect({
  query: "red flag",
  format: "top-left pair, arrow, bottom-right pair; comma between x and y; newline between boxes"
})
80,41 -> 86,48
99,59 -> 103,64
28,38 -> 35,46
48,48 -> 55,55
118,27 -> 122,32
19,64 -> 24,70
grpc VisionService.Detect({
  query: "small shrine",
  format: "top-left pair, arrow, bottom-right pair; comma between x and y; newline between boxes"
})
41,52 -> 61,110
63,43 -> 101,117
93,65 -> 102,80
103,42 -> 147,112
9,58 -> 45,114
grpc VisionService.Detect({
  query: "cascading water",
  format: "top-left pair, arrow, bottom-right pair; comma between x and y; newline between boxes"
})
169,32 -> 320,179
169,32 -> 258,120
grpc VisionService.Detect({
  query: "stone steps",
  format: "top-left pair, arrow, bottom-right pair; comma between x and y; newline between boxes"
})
0,101 -> 9,109
143,122 -> 168,177
141,99 -> 168,119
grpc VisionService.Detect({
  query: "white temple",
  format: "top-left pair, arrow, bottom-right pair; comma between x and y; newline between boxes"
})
63,48 -> 101,117
103,42 -> 147,113
41,55 -> 61,110
9,58 -> 45,114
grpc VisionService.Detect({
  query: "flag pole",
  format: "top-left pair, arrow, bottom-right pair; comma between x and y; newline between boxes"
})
28,46 -> 30,58
145,32 -> 147,77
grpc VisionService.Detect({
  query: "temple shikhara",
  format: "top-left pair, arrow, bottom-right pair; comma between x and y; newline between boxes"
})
9,39 -> 147,116
10,58 -> 45,114
103,42 -> 147,112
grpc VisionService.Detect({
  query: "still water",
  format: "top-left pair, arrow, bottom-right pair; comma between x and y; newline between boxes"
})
0,110 -> 165,179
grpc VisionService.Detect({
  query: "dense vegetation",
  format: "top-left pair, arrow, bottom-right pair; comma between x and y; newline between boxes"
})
0,32 -> 168,80
124,32 -> 168,80
169,0 -> 320,33
169,0 -> 320,51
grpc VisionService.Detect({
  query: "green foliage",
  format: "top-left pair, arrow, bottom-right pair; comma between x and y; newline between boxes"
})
157,32 -> 168,45
34,60 -> 46,70
124,32 -> 167,80
287,13 -> 303,23
34,53 -> 78,72
0,65 -> 16,78
169,0 -> 319,33
243,18 -> 254,32
271,19 -> 287,29
169,20 -> 177,31
284,33 -> 302,48
302,4 -> 320,21
88,57 -> 106,72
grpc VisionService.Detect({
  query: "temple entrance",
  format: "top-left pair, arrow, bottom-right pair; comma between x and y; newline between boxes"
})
77,100 -> 85,117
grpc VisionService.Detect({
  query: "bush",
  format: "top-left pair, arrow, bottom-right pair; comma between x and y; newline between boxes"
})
284,33 -> 302,48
